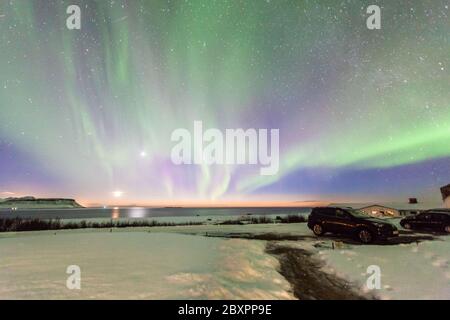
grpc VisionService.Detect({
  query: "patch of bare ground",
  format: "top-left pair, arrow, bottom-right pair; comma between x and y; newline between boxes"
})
202,231 -> 438,300
265,242 -> 376,300
203,232 -> 374,299
204,231 -> 435,245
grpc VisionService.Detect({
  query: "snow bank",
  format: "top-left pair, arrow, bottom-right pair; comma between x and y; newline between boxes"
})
0,231 -> 293,299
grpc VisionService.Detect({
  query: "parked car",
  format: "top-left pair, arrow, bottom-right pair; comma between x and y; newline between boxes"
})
307,207 -> 399,243
400,209 -> 450,233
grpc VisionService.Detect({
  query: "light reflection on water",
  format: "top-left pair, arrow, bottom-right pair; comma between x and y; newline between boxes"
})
112,207 -> 120,219
111,207 -> 147,219
127,207 -> 146,219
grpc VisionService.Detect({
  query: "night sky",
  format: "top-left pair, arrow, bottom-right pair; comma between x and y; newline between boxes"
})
0,0 -> 449,205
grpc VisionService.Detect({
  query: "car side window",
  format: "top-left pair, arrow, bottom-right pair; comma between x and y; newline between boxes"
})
336,209 -> 349,219
321,208 -> 335,217
417,213 -> 429,220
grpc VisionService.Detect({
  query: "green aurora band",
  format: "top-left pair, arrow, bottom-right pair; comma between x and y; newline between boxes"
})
0,0 -> 449,203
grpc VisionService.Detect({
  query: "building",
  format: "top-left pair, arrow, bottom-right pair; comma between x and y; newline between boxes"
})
331,188 -> 450,217
358,205 -> 399,217
441,184 -> 450,208
356,204 -> 426,217
330,202 -> 438,218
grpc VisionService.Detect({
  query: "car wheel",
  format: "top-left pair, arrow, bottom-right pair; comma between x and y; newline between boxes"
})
403,223 -> 411,230
357,229 -> 374,244
313,224 -> 324,236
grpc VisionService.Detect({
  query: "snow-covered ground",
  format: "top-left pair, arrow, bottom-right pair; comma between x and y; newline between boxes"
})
0,230 -> 293,299
316,236 -> 450,300
153,223 -> 450,300
0,222 -> 449,299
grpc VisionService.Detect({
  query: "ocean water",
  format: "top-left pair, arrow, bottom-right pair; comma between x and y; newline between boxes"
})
0,207 -> 312,221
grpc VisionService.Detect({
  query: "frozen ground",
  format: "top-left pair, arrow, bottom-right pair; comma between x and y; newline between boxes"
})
316,236 -> 450,299
150,222 -> 450,299
0,230 -> 293,299
0,222 -> 449,299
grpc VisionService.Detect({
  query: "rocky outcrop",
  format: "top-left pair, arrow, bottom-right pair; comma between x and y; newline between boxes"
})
0,197 -> 83,209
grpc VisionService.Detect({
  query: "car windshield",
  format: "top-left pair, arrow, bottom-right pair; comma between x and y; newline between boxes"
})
348,209 -> 369,218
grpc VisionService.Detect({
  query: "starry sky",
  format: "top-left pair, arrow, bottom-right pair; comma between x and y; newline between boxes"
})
0,0 -> 449,206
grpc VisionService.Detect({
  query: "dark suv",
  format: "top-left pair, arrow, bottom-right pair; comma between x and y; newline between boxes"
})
307,207 -> 399,243
400,209 -> 450,233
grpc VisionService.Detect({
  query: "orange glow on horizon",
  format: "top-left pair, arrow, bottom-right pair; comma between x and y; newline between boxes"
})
1,190 -> 333,208
3,190 -> 385,209
78,199 -> 330,208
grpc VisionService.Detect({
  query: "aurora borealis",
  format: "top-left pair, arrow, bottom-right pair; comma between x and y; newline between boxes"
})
0,0 -> 449,205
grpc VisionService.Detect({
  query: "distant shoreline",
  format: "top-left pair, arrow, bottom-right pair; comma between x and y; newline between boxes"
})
0,215 -> 307,233
0,196 -> 83,209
